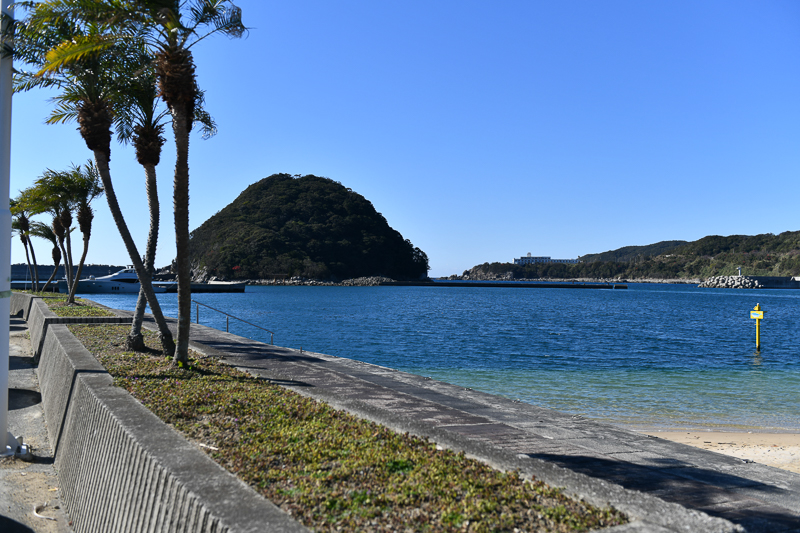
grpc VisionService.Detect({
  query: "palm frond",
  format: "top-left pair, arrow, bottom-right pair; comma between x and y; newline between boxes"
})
40,34 -> 115,74
186,1 -> 246,49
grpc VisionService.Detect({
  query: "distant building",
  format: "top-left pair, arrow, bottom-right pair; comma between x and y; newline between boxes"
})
513,253 -> 579,265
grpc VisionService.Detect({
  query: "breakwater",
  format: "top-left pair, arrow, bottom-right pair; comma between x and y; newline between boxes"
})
699,275 -> 800,289
388,281 -> 627,289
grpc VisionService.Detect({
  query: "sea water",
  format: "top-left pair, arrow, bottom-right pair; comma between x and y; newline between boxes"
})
84,283 -> 800,432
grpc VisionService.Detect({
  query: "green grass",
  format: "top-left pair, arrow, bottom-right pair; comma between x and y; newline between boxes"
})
69,324 -> 627,532
14,290 -> 114,317
47,299 -> 115,317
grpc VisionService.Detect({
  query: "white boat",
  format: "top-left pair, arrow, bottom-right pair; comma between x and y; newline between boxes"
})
57,267 -> 168,294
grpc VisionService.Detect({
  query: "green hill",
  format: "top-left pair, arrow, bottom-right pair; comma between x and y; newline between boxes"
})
465,231 -> 800,280
579,240 -> 687,263
188,174 -> 429,281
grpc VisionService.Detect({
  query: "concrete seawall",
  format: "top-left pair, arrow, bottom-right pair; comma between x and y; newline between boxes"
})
23,296 -> 133,362
750,276 -> 800,289
11,292 -> 308,533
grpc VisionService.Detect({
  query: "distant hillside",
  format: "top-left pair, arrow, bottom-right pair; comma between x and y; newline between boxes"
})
580,240 -> 687,263
462,231 -> 800,280
188,174 -> 429,281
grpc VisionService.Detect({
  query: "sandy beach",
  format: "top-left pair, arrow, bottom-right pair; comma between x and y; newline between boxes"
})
640,430 -> 800,474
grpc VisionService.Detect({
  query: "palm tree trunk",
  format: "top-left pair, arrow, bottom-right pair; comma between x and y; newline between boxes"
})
40,257 -> 60,293
64,227 -> 75,292
92,151 -> 176,357
28,240 -> 40,292
128,163 -> 159,351
57,237 -> 70,291
68,233 -> 90,304
172,110 -> 192,365
21,238 -> 32,290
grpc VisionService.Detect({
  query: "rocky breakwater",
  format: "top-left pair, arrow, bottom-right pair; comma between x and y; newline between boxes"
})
699,275 -> 761,289
245,276 -> 397,287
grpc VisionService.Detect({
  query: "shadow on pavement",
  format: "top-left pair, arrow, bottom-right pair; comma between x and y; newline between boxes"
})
0,515 -> 35,533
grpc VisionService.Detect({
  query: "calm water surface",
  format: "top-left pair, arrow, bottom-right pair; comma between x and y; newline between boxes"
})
84,283 -> 800,432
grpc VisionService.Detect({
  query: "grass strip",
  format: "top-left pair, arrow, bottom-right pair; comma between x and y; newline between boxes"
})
69,324 -> 626,532
16,291 -> 113,317
47,297 -> 115,317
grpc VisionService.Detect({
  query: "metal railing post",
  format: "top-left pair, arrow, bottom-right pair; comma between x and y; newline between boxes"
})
191,299 -> 274,344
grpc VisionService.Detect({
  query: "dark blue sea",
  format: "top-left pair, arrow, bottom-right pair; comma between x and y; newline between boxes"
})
82,283 -> 800,432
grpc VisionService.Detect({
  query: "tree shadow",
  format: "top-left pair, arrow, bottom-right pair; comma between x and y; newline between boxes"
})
527,453 -> 799,531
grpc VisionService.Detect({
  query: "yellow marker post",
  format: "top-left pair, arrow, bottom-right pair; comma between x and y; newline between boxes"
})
750,303 -> 764,350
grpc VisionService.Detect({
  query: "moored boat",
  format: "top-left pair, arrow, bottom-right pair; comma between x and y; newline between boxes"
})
57,267 -> 168,294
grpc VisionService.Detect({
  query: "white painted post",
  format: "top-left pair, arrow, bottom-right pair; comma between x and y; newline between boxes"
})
0,2 -> 14,456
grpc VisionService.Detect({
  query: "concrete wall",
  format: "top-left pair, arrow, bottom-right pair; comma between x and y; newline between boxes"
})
25,297 -> 133,362
749,276 -> 800,289
34,323 -> 307,533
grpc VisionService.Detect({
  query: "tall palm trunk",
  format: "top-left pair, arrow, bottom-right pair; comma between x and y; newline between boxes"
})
78,97 -> 176,356
67,234 -> 89,303
93,152 -> 176,356
172,109 -> 191,365
28,240 -> 39,292
128,163 -> 159,351
52,217 -> 70,290
68,204 -> 93,304
41,251 -> 61,293
61,209 -> 75,290
156,46 -> 196,365
20,236 -> 33,290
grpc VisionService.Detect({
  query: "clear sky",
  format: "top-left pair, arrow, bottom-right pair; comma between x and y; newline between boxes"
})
9,0 -> 800,278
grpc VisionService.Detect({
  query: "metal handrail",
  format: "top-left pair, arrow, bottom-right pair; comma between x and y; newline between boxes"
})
192,299 -> 274,345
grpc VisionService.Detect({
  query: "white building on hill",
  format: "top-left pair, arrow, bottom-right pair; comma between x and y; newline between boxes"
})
513,253 -> 579,265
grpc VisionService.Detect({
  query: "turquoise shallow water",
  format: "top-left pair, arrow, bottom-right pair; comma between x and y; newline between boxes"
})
83,283 -> 800,432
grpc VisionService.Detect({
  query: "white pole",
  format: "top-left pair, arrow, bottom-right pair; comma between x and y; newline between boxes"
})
0,1 -> 15,456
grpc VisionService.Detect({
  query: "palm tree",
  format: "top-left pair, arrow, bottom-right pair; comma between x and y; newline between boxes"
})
10,198 -> 39,291
24,166 -> 100,302
32,0 -> 245,363
28,221 -> 61,292
115,63 -> 167,350
64,161 -> 104,303
19,179 -> 73,289
11,4 -> 177,355
141,0 -> 245,364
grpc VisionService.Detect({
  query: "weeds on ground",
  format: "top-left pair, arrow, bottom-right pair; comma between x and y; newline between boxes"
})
69,324 -> 627,532
48,299 -> 114,317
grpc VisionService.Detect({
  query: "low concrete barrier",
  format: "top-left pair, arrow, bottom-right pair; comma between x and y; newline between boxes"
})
24,296 -> 133,362
36,323 -> 307,533
10,291 -> 35,320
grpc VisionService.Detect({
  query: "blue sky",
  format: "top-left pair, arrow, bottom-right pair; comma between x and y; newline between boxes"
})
9,0 -> 800,278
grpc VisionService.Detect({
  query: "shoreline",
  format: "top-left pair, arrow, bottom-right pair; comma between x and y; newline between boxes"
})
636,429 -> 800,474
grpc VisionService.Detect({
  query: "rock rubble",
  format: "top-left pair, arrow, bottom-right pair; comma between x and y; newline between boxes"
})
698,275 -> 761,289
241,276 -> 397,287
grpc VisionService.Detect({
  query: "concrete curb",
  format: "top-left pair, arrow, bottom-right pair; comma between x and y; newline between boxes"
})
34,321 -> 309,533
11,293 -> 134,362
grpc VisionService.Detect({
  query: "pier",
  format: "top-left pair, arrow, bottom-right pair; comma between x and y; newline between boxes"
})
384,280 -> 627,289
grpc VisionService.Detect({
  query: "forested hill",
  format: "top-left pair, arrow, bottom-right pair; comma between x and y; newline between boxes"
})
579,240 -> 687,263
188,174 -> 429,281
464,231 -> 800,280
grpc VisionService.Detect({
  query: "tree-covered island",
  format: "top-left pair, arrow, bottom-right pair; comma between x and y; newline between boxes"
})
188,174 -> 429,281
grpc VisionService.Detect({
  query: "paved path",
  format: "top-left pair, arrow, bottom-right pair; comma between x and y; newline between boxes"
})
0,317 -> 72,533
131,314 -> 799,533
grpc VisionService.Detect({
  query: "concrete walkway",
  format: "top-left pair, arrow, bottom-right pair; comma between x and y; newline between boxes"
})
156,317 -> 800,533
1,317 -> 72,533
